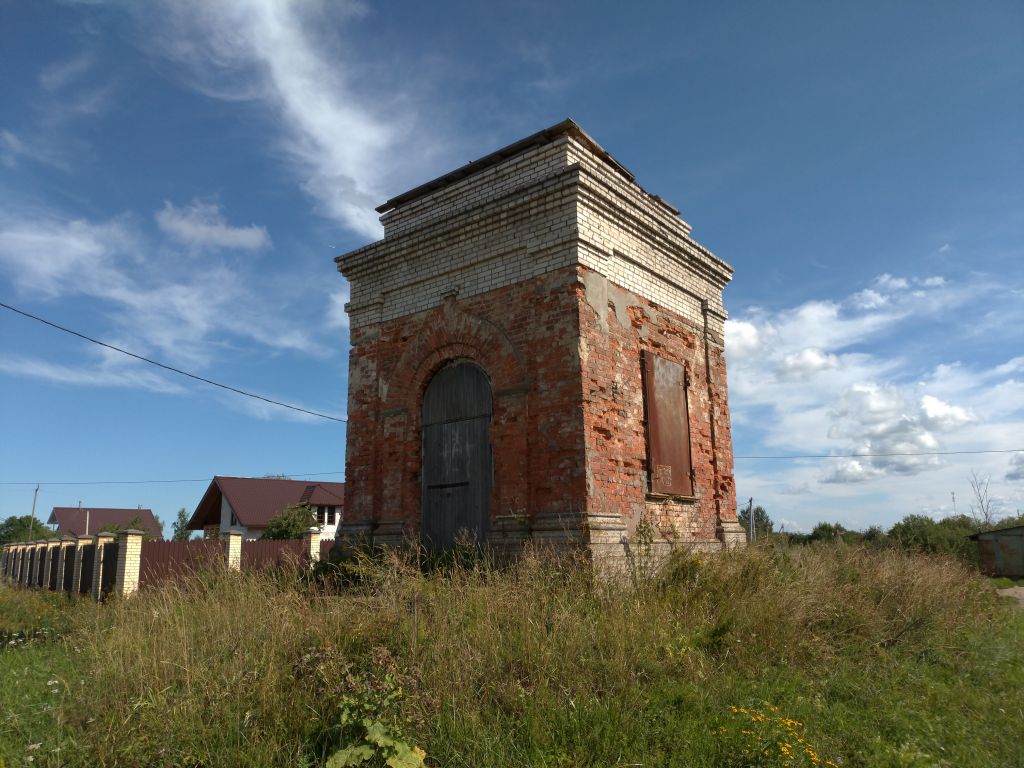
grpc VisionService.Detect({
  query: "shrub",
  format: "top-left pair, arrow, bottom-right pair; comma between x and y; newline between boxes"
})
261,503 -> 318,540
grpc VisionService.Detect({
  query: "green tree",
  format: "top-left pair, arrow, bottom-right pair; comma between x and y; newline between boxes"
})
737,504 -> 774,541
98,514 -> 161,540
0,515 -> 57,544
261,503 -> 317,540
171,508 -> 192,541
809,521 -> 848,542
887,514 -> 979,563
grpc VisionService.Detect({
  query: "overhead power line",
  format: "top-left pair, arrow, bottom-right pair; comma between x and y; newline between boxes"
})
0,471 -> 344,487
734,448 -> 1024,460
1,449 -> 1021,487
0,301 -> 346,423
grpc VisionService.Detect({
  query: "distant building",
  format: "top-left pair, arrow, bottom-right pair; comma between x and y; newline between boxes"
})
970,524 -> 1024,579
186,476 -> 345,540
48,506 -> 163,539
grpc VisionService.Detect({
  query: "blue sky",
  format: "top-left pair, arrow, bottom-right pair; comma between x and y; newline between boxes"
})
1,0 -> 1022,534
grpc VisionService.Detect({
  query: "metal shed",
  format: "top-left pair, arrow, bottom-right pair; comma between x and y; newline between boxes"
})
969,525 -> 1024,579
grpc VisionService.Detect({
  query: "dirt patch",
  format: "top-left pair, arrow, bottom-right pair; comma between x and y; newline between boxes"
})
996,586 -> 1024,608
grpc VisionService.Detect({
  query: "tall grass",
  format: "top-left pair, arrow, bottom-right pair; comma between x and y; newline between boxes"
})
4,543 -> 1022,767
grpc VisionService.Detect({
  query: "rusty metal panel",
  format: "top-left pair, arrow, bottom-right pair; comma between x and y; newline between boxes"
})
241,539 -> 305,570
642,351 -> 693,496
139,540 -> 222,588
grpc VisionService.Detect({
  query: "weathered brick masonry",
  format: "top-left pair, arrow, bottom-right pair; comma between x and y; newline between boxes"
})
337,120 -> 744,562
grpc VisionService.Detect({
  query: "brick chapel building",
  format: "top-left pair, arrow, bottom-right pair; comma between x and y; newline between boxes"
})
336,120 -> 744,563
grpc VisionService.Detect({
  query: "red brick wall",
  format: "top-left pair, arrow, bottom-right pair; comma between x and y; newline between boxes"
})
343,265 -> 589,533
343,264 -> 737,544
576,267 -> 737,543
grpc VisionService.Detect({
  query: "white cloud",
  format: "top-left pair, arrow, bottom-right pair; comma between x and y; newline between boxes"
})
0,129 -> 69,171
724,319 -> 761,358
325,282 -> 351,330
0,354 -> 182,394
1007,453 -> 1024,483
0,206 -> 325,373
727,271 -> 1024,527
156,200 -> 271,250
778,348 -> 841,379
851,288 -> 887,310
875,273 -> 909,291
39,52 -> 95,92
140,0 -> 447,239
919,394 -> 975,431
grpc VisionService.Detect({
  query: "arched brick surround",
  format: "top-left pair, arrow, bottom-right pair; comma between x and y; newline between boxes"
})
386,298 -> 528,416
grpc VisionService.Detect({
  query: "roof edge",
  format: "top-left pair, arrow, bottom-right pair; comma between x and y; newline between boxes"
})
375,118 -> 635,214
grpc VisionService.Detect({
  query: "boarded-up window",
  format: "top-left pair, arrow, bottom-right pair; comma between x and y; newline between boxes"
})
641,351 -> 693,496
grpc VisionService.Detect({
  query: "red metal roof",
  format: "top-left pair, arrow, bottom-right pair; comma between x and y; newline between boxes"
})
48,507 -> 163,538
186,476 -> 345,530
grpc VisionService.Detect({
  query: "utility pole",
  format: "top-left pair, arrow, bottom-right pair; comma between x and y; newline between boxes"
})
951,491 -> 957,516
30,484 -> 40,532
747,497 -> 755,543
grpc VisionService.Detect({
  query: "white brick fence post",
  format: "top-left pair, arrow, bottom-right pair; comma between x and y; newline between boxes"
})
115,529 -> 144,597
304,527 -> 321,565
223,528 -> 243,571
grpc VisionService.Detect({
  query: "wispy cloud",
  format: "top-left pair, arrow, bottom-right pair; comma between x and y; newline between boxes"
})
324,282 -> 351,331
138,0 -> 448,239
156,200 -> 271,251
0,129 -> 70,171
0,354 -> 182,394
0,204 -> 325,373
39,52 -> 96,92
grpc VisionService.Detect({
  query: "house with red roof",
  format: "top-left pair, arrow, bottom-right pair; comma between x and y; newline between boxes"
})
48,506 -> 163,539
186,476 -> 345,540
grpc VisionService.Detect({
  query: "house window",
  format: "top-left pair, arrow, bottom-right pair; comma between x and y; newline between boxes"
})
316,506 -> 326,525
327,507 -> 336,526
641,350 -> 694,496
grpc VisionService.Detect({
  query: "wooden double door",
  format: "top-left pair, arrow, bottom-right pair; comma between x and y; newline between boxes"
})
421,361 -> 492,549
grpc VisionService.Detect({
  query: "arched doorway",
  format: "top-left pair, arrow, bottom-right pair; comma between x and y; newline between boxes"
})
421,360 -> 492,548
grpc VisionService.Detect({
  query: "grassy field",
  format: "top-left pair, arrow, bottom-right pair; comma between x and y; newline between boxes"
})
1,543 -> 1022,768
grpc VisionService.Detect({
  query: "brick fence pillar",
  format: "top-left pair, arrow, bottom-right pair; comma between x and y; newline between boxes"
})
115,529 -> 144,597
72,535 -> 89,594
91,533 -> 114,601
223,528 -> 243,571
303,527 -> 321,565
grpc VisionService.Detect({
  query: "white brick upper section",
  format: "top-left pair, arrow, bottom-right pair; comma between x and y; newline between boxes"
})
337,121 -> 733,334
